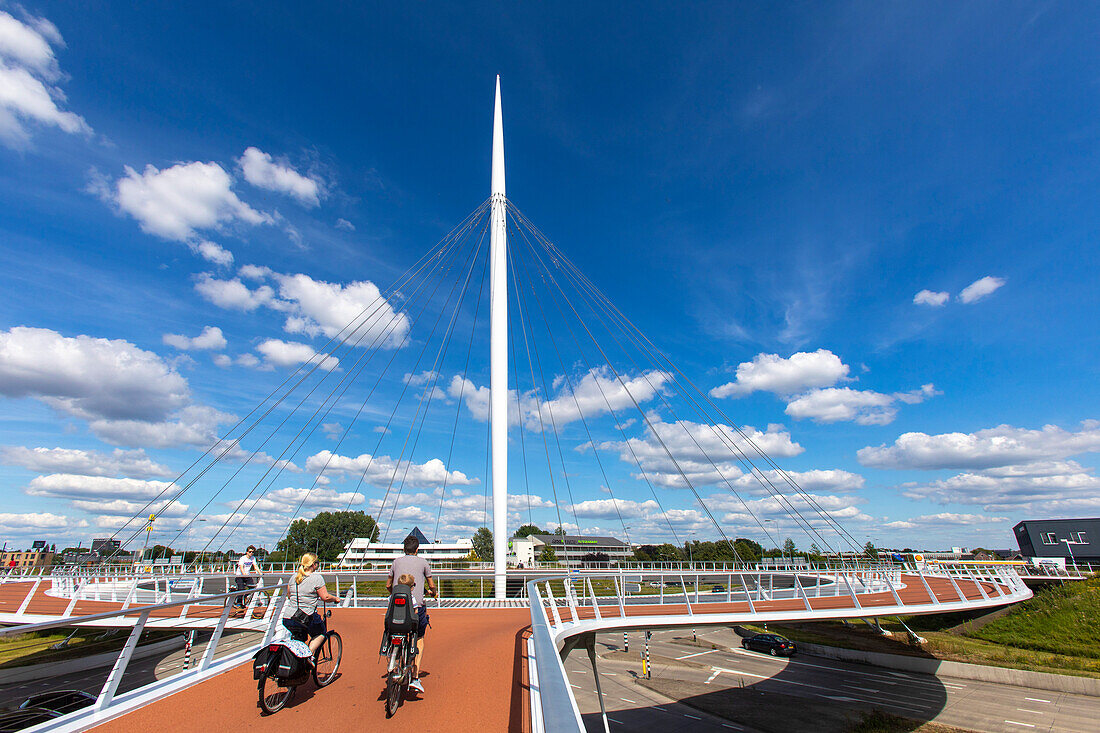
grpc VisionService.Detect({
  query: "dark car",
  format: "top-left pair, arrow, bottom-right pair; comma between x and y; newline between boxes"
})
19,690 -> 95,715
741,633 -> 796,657
0,707 -> 60,733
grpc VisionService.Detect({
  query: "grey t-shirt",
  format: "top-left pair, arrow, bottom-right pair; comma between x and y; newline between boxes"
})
282,572 -> 326,618
389,555 -> 432,607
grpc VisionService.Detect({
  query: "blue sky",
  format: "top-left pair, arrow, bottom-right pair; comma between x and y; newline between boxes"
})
1,2 -> 1099,554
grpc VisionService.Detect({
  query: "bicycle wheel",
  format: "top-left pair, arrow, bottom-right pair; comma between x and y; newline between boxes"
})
385,647 -> 403,718
313,631 -> 342,687
258,676 -> 293,714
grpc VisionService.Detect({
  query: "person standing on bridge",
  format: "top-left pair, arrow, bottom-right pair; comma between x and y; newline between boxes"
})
386,534 -> 437,694
230,545 -> 263,618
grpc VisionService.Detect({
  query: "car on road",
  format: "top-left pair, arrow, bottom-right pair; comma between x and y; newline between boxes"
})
741,633 -> 796,657
18,690 -> 95,715
711,584 -> 724,592
0,707 -> 60,732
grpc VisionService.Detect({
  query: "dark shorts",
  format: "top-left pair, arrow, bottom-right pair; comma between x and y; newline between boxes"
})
282,613 -> 325,641
416,605 -> 429,638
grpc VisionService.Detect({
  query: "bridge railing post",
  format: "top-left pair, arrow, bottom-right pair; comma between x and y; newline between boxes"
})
586,577 -> 602,620
199,591 -> 236,672
96,608 -> 150,711
793,575 -> 812,611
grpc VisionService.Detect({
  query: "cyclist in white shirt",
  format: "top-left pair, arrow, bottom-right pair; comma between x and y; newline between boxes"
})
230,545 -> 262,617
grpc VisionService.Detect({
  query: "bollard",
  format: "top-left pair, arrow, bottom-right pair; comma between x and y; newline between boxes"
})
624,632 -> 628,653
183,629 -> 194,670
644,630 -> 651,680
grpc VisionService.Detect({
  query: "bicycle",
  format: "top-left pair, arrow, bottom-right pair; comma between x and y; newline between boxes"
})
258,603 -> 343,714
383,625 -> 417,718
382,592 -> 435,718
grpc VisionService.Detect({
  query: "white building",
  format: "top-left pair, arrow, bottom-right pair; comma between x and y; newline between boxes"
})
510,534 -> 633,566
335,527 -> 473,568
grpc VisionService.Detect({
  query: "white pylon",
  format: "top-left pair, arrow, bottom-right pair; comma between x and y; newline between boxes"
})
489,76 -> 508,600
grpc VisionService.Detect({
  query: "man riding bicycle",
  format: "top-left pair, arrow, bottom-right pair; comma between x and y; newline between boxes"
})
386,534 -> 437,694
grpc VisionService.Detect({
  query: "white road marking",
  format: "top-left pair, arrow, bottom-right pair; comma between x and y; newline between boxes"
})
705,669 -> 722,684
1025,697 -> 1051,703
608,717 -> 623,725
842,684 -> 880,693
722,725 -> 742,731
570,683 -> 582,689
684,714 -> 701,720
652,706 -> 667,712
1005,721 -> 1035,728
1017,709 -> 1044,714
676,649 -> 718,659
619,698 -> 636,703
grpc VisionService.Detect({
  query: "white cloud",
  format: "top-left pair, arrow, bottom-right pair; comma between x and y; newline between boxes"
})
568,498 -> 660,519
26,473 -> 172,501
195,270 -> 408,350
884,513 -> 1008,530
244,487 -> 364,513
109,161 -> 272,241
335,218 -> 355,231
212,354 -> 232,368
0,327 -> 189,422
899,463 -> 1100,515
74,498 -> 189,517
256,338 -> 338,371
88,404 -> 234,449
959,276 -> 1005,304
0,11 -> 59,76
238,264 -> 272,280
305,450 -> 475,490
710,349 -> 849,399
194,274 -> 278,311
857,421 -> 1100,470
599,417 -> 804,489
0,511 -> 84,531
0,446 -> 172,479
913,290 -> 949,307
239,147 -> 322,206
275,273 -> 408,346
784,384 -> 938,426
189,240 -> 233,267
0,10 -> 91,148
448,367 -> 671,431
163,326 -> 227,351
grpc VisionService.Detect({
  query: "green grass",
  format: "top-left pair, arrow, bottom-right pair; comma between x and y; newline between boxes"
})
747,577 -> 1100,678
962,577 -> 1100,658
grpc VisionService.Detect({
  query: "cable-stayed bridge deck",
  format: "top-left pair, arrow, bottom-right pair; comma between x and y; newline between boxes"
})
0,565 -> 1030,732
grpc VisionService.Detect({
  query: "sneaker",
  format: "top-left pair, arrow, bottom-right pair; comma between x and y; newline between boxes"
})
408,678 -> 424,694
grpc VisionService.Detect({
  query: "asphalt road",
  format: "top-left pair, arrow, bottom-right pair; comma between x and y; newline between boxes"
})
565,630 -> 1100,733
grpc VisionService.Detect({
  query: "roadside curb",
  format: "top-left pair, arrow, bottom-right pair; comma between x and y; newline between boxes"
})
796,642 -> 1100,697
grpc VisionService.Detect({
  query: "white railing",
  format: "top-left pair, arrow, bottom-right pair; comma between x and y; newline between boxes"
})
0,581 -> 293,732
525,565 -> 1032,732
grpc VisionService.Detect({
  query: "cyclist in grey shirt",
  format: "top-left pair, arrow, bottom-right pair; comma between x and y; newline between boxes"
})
283,552 -> 340,654
386,534 -> 437,693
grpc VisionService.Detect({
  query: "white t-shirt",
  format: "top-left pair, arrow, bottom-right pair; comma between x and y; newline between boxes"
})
236,554 -> 258,577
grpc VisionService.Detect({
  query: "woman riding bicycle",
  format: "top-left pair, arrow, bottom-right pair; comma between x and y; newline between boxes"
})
282,553 -> 340,654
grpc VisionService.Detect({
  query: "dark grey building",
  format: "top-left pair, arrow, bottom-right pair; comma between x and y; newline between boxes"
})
1014,518 -> 1100,563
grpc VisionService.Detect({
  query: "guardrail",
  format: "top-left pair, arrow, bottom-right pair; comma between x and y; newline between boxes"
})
525,565 -> 1031,732
0,581 -> 293,732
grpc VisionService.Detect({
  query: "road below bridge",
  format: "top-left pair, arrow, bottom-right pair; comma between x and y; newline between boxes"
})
565,630 -> 1100,733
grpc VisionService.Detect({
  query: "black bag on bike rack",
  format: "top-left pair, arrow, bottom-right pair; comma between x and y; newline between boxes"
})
383,583 -> 417,634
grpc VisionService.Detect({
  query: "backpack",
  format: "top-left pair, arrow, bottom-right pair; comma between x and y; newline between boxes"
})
384,583 -> 418,634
